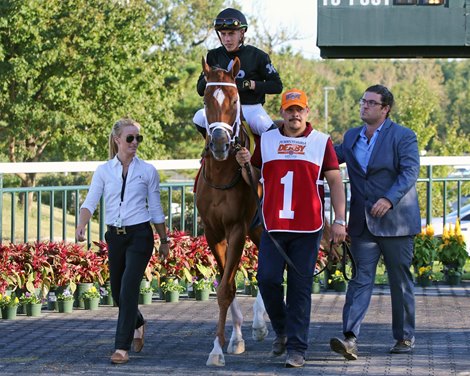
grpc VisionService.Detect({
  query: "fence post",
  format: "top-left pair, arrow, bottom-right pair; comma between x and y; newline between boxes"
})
0,173 -> 3,243
426,165 -> 433,225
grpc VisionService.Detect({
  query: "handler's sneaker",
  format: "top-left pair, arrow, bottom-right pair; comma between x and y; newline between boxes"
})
270,335 -> 287,357
390,337 -> 415,353
285,352 -> 305,368
330,336 -> 358,360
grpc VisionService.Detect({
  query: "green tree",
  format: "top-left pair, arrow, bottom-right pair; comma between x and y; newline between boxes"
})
0,0 -> 178,187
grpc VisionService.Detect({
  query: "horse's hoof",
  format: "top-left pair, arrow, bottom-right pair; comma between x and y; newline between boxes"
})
206,353 -> 225,367
227,339 -> 245,354
252,325 -> 269,341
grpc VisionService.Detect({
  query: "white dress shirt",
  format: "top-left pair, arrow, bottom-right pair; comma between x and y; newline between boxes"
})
81,156 -> 165,226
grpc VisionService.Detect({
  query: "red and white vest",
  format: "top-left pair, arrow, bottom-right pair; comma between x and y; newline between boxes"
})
260,129 -> 329,233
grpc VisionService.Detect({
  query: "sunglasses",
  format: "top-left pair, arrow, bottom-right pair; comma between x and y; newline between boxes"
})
125,135 -> 143,143
214,18 -> 244,30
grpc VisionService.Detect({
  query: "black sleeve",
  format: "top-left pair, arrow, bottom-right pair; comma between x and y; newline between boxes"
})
254,53 -> 283,95
196,72 -> 206,97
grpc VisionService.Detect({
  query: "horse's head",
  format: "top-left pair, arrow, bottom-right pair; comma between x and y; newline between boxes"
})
202,56 -> 241,161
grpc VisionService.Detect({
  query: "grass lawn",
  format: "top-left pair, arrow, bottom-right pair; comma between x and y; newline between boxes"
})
1,194 -> 101,243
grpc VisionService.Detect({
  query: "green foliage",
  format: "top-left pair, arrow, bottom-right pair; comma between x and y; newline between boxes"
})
0,0 -> 178,178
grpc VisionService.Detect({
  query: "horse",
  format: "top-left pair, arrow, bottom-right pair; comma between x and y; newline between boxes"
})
195,56 -> 336,366
195,56 -> 268,367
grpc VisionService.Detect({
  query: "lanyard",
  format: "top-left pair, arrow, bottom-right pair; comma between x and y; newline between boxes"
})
120,172 -> 128,203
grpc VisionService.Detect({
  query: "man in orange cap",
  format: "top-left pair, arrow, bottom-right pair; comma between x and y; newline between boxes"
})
236,88 -> 346,368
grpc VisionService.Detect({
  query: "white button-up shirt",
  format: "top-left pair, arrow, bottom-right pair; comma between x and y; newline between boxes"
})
81,156 -> 165,226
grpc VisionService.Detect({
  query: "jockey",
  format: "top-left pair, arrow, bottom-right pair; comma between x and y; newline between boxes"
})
193,8 -> 283,138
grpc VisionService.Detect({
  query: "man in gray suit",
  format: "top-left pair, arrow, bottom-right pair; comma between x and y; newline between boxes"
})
330,85 -> 421,360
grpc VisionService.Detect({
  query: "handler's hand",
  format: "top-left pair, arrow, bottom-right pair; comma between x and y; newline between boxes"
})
371,198 -> 392,218
235,147 -> 251,167
158,243 -> 170,259
331,223 -> 347,244
75,226 -> 86,242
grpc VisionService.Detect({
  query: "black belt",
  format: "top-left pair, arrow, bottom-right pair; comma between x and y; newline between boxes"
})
107,222 -> 150,235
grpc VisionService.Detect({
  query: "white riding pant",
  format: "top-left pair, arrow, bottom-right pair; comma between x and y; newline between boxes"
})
193,104 -> 274,136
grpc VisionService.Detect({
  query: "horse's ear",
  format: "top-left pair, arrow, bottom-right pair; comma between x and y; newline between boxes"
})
231,57 -> 241,79
202,57 -> 210,77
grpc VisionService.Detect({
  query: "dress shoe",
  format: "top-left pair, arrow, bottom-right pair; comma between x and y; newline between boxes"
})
270,335 -> 287,357
133,323 -> 145,353
285,352 -> 305,368
330,336 -> 358,360
110,350 -> 129,364
390,336 -> 415,354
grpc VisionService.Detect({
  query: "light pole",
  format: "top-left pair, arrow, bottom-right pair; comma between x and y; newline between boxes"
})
323,86 -> 335,133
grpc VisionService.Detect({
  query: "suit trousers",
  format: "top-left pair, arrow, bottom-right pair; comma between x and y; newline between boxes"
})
343,225 -> 415,341
257,230 -> 321,356
105,222 -> 154,350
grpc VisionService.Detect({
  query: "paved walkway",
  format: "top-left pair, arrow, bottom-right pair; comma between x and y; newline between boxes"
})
1,282 -> 470,376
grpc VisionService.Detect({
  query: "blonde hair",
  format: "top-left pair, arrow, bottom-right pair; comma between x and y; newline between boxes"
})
108,117 -> 141,159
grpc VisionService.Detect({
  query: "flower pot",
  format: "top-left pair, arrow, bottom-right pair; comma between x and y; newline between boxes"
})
195,289 -> 210,301
1,306 -> 18,320
139,291 -> 153,305
57,300 -> 74,313
250,285 -> 258,297
25,303 -> 42,317
102,294 -> 114,306
140,278 -> 151,290
417,276 -> 432,287
165,290 -> 180,303
333,281 -> 347,293
75,282 -> 94,308
47,291 -> 57,311
244,284 -> 252,295
446,274 -> 461,286
312,281 -> 322,294
187,284 -> 195,298
83,297 -> 100,310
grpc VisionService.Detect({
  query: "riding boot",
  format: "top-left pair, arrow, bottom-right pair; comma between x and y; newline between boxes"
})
195,123 -> 207,138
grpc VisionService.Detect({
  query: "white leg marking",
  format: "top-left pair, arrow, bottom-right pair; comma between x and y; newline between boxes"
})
252,292 -> 269,341
227,297 -> 245,354
206,337 -> 225,367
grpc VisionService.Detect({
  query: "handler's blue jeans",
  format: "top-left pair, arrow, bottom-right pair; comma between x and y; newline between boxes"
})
106,222 -> 154,350
257,230 -> 322,356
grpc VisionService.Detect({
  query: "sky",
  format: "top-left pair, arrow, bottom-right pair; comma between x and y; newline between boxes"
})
237,0 -> 320,59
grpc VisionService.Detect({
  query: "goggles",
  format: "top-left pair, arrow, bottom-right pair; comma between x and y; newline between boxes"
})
214,18 -> 246,30
126,135 -> 143,143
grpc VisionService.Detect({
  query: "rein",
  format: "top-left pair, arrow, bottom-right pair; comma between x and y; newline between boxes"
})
240,158 -> 351,279
201,162 -> 242,190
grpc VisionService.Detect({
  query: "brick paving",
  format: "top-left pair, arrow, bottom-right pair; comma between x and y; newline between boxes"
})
1,282 -> 470,376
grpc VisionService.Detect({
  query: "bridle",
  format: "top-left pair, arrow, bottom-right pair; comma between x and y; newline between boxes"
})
204,81 -> 241,146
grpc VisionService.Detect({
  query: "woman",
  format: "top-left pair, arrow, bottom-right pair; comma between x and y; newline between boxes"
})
75,117 -> 169,364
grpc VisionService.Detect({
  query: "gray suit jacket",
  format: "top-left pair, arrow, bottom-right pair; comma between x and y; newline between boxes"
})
335,119 -> 421,237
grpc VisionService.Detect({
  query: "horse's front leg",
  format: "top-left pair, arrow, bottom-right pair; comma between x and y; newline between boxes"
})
252,292 -> 269,341
206,277 -> 232,366
227,297 -> 245,354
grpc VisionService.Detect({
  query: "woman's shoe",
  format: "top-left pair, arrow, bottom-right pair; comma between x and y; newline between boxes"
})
133,323 -> 145,353
110,350 -> 129,364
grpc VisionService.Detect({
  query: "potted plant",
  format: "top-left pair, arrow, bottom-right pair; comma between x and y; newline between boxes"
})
160,279 -> 184,303
329,269 -> 347,292
139,286 -> 154,305
56,289 -> 74,313
100,285 -> 114,306
80,286 -> 100,310
19,292 -> 43,317
416,265 -> 434,287
437,220 -> 468,285
312,276 -> 322,294
413,225 -> 439,274
0,293 -> 20,320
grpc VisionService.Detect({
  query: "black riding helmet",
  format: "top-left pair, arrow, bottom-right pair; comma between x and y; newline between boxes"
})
213,8 -> 248,31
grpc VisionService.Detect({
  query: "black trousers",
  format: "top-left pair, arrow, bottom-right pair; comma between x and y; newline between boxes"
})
105,222 -> 154,350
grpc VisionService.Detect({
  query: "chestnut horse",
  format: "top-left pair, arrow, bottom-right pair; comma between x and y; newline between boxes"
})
195,56 -> 335,366
196,57 -> 268,366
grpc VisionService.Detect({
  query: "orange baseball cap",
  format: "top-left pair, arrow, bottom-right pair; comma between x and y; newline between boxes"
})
281,89 -> 308,110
